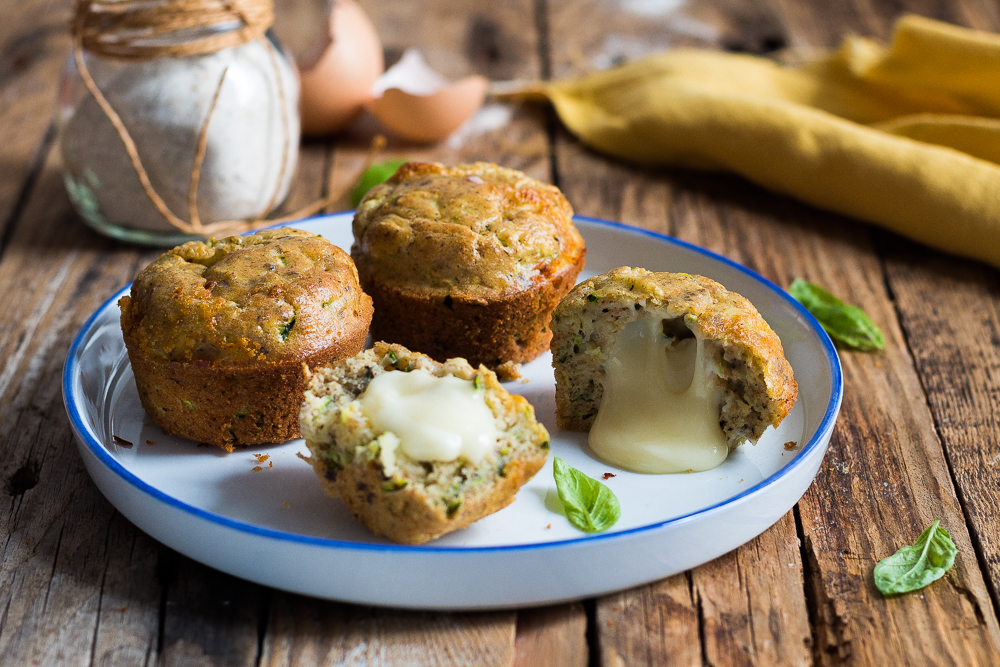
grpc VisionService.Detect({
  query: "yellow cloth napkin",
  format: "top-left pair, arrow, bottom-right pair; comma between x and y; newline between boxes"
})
516,15 -> 1000,268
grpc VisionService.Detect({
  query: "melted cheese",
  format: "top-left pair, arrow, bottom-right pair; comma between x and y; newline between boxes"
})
589,317 -> 728,473
359,369 -> 497,466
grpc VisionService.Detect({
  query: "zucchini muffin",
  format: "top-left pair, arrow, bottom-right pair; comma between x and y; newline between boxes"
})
300,342 -> 550,544
120,228 -> 373,451
351,161 -> 586,369
551,267 -> 797,473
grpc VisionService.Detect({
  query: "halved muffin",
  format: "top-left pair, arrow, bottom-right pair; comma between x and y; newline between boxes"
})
119,228 -> 373,451
351,161 -> 585,369
300,342 -> 550,544
550,267 -> 797,473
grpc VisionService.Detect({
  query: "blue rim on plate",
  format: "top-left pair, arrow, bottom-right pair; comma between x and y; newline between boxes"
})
63,214 -> 843,557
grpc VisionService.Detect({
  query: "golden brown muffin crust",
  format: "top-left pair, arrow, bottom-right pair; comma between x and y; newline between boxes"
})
120,228 -> 370,365
352,162 -> 584,299
119,227 -> 374,450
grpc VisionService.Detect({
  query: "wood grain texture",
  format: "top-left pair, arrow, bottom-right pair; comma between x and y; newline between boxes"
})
514,603 -> 588,667
3,0 -> 1000,664
0,0 -> 70,239
0,144 -> 162,666
866,0 -> 1000,640
693,513 -> 812,666
595,575 -> 701,667
261,594 -> 516,667
879,239 -> 1000,625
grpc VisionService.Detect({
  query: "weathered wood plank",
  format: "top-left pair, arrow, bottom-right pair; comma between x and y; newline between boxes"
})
514,602 -> 588,667
865,0 -> 1000,636
158,555 -> 268,667
692,513 -> 811,666
880,240 -> 1000,620
261,594 -> 516,667
0,142 -> 163,666
0,0 -> 70,240
595,575 -> 701,667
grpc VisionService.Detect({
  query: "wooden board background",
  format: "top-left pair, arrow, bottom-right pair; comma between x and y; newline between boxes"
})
2,0 -> 1000,664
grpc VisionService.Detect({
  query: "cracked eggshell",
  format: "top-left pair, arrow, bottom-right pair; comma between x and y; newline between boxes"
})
299,0 -> 384,137
369,50 -> 488,143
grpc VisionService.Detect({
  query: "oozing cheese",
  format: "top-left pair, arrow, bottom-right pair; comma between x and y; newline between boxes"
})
589,317 -> 728,473
359,369 -> 497,467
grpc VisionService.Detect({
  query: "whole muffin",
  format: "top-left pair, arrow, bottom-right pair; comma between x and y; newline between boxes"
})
550,267 -> 797,472
351,162 -> 585,369
300,342 -> 550,544
120,228 -> 373,451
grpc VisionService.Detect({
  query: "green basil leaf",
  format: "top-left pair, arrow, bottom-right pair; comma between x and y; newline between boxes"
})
874,520 -> 957,595
553,457 -> 620,533
350,159 -> 409,207
788,278 -> 885,352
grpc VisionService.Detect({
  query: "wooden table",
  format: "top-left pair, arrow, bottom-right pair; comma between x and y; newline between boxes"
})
3,0 -> 1000,664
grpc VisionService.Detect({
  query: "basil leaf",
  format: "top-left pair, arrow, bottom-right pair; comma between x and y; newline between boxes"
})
874,520 -> 957,595
553,457 -> 620,533
350,159 -> 408,207
788,278 -> 885,352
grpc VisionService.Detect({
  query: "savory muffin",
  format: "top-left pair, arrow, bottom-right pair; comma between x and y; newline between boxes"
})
300,342 -> 550,544
550,267 -> 797,473
119,228 -> 373,451
351,161 -> 585,369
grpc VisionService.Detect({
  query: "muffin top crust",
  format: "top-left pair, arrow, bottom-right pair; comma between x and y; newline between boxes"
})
120,228 -> 372,365
351,162 -> 585,298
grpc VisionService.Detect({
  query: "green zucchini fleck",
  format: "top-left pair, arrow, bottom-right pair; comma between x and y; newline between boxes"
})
279,315 -> 296,340
382,478 -> 408,492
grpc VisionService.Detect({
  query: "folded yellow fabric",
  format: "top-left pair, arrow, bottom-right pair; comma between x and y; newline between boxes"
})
516,15 -> 1000,268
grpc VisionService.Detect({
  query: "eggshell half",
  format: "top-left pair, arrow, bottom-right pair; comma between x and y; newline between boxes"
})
370,76 -> 489,143
299,0 -> 384,137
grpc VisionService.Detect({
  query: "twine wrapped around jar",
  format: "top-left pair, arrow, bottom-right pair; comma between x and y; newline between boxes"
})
63,0 -> 346,241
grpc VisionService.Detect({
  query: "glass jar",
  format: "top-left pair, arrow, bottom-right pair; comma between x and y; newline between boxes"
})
57,31 -> 299,246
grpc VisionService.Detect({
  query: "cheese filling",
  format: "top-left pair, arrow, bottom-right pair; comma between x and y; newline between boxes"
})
359,369 -> 498,469
589,317 -> 728,473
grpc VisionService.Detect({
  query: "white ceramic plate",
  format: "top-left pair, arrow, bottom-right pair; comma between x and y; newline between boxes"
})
64,213 -> 842,610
